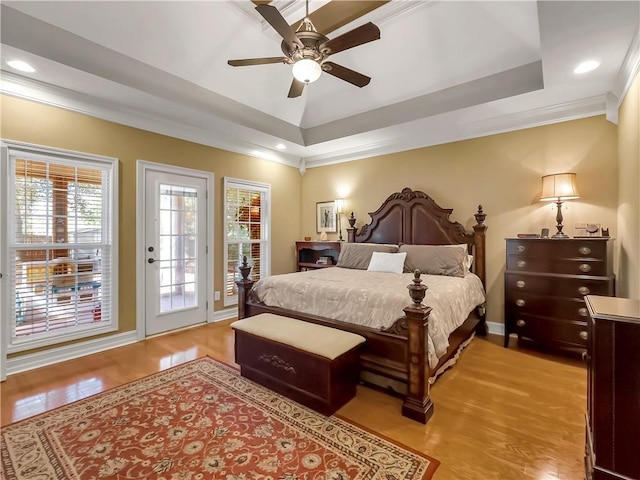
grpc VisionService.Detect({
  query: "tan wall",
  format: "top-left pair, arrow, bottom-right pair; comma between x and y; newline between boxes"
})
1,95 -> 302,355
617,72 -> 640,299
302,116 -> 619,325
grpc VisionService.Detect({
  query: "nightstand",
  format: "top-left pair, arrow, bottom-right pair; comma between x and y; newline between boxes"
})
296,241 -> 341,271
504,238 -> 614,351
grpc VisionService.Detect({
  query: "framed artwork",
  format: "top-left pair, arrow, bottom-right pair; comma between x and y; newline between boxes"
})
316,201 -> 336,233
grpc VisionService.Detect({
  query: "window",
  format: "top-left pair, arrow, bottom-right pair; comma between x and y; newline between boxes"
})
1,141 -> 118,352
223,178 -> 270,306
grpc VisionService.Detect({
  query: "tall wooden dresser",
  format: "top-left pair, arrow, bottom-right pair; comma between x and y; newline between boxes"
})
584,295 -> 640,480
504,238 -> 614,351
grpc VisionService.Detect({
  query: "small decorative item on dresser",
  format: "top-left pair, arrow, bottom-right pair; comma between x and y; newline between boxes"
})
504,237 -> 615,352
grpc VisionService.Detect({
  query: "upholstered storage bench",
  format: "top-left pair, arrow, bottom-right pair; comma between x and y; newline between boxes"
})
231,313 -> 366,416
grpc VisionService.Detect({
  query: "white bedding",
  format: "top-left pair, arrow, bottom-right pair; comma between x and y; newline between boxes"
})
251,267 -> 486,368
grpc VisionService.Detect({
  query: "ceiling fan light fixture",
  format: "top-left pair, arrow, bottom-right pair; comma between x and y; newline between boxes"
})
292,58 -> 321,84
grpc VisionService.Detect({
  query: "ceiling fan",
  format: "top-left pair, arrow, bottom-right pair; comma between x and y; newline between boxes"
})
227,2 -> 380,98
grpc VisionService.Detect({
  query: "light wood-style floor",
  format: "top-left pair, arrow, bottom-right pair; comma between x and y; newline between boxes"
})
1,321 -> 586,480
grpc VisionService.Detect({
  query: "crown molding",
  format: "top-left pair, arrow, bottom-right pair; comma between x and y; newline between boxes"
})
0,72 -> 301,168
303,95 -> 607,168
612,27 -> 640,105
1,72 -> 607,172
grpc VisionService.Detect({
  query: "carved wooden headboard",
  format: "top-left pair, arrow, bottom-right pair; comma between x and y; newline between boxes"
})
346,187 -> 487,287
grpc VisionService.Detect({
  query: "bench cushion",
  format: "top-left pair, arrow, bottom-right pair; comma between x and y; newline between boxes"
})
231,313 -> 365,360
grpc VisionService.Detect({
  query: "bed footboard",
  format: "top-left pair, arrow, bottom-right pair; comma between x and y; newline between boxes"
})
235,258 -> 434,423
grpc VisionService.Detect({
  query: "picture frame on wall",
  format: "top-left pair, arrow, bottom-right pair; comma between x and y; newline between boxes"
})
316,201 -> 337,233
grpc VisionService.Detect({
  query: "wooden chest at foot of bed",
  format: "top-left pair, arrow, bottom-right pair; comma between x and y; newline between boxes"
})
231,313 -> 366,416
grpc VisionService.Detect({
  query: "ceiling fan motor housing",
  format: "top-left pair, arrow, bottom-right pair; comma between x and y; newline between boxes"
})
282,31 -> 328,64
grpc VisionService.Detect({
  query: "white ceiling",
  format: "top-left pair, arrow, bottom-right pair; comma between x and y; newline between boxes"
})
1,1 -> 638,171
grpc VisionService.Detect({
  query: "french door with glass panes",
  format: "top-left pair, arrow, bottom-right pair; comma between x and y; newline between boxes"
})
144,169 -> 208,336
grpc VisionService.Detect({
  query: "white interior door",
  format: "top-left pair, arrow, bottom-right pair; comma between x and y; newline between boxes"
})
144,169 -> 208,336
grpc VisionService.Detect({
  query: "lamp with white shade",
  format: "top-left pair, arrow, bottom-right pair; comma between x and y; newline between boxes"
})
540,173 -> 580,238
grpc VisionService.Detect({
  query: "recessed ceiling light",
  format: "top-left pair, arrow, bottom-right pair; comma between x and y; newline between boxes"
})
574,60 -> 600,74
275,143 -> 287,150
7,60 -> 36,73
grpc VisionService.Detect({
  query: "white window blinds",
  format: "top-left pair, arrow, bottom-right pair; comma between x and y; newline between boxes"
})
3,143 -> 118,352
223,178 -> 270,306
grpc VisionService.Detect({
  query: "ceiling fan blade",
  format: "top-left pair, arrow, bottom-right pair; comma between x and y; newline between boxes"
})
287,79 -> 305,98
256,4 -> 303,50
322,62 -> 371,88
320,22 -> 380,55
228,57 -> 288,67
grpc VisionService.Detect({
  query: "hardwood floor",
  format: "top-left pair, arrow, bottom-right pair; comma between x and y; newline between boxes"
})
1,321 -> 586,480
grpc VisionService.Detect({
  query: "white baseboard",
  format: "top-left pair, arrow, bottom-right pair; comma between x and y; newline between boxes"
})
212,308 -> 238,323
7,309 -> 238,377
486,321 -> 505,336
6,331 -> 138,376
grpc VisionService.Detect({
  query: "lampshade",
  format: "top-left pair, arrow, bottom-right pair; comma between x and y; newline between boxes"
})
292,59 -> 321,84
540,173 -> 580,201
334,198 -> 344,214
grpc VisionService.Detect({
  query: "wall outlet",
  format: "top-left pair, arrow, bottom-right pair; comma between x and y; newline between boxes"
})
214,291 -> 220,301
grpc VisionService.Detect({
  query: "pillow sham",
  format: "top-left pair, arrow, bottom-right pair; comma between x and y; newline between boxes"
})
441,244 -> 473,274
336,242 -> 399,270
399,244 -> 466,278
367,251 -> 407,273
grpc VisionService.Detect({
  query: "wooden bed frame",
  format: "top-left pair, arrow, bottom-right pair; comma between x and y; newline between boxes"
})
236,187 -> 487,423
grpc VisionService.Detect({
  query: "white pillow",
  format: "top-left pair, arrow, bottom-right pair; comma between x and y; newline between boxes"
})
367,251 -> 407,274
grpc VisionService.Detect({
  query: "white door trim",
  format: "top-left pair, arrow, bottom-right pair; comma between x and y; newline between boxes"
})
0,143 -> 7,381
136,160 -> 214,341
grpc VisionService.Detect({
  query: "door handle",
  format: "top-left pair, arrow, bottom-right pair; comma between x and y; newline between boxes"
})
147,258 -> 157,264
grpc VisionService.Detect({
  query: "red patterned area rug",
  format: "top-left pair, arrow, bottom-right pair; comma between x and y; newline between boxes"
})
1,357 -> 439,480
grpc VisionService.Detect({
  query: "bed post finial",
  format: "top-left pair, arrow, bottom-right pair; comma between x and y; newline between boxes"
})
474,204 -> 486,226
236,256 -> 255,319
239,255 -> 252,281
407,269 -> 427,306
347,212 -> 357,242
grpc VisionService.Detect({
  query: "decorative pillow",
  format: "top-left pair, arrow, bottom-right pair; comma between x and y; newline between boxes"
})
336,243 -> 399,270
398,244 -> 467,277
441,244 -> 473,274
367,251 -> 407,273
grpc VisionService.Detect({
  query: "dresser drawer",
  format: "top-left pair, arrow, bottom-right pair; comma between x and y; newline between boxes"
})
506,293 -> 591,322
507,313 -> 588,348
506,273 -> 613,299
506,256 -> 608,276
507,239 -> 607,260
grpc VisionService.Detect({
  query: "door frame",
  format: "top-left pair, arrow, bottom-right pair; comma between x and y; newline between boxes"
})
136,160 -> 214,340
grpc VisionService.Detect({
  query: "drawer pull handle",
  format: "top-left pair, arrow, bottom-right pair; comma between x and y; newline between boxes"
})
517,245 -> 526,253
517,260 -> 526,268
579,264 -> 592,273
516,299 -> 526,307
579,247 -> 591,255
516,280 -> 526,288
516,319 -> 526,327
578,307 -> 588,317
579,330 -> 588,340
578,286 -> 590,295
